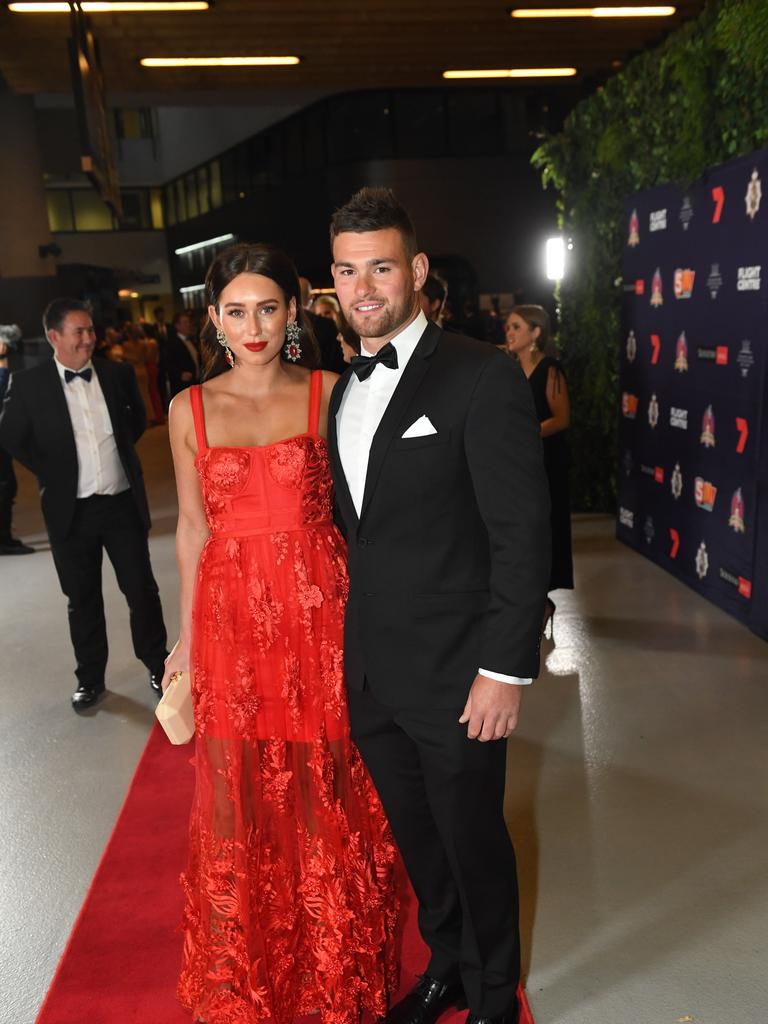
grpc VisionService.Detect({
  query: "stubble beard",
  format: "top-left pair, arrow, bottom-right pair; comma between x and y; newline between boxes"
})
344,285 -> 415,341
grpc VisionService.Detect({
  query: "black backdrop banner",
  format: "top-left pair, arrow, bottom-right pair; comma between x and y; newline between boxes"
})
618,147 -> 768,641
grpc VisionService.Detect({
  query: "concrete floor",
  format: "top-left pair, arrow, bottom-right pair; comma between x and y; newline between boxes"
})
1,425 -> 767,1024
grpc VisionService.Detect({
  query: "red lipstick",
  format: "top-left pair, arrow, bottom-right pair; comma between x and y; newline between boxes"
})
244,341 -> 268,352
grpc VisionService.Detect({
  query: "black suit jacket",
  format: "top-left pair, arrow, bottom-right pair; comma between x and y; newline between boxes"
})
0,358 -> 150,543
328,321 -> 551,708
306,310 -> 346,373
166,332 -> 200,396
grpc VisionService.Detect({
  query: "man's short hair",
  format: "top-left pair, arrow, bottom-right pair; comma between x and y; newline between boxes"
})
330,187 -> 418,259
43,298 -> 91,336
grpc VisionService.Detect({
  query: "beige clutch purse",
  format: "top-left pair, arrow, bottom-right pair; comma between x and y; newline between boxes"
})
155,670 -> 195,745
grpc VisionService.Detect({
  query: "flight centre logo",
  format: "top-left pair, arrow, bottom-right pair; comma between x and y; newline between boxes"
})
649,208 -> 667,232
745,168 -> 762,220
619,506 -> 634,529
628,208 -> 640,246
737,266 -> 761,291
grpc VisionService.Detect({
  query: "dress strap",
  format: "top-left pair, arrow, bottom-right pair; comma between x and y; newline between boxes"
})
189,384 -> 208,453
307,369 -> 323,435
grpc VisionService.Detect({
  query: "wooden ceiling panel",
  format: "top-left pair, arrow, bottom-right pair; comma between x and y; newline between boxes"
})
0,1 -> 707,96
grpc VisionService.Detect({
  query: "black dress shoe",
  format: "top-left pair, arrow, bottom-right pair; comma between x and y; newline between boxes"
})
383,975 -> 465,1024
0,538 -> 35,555
148,668 -> 164,697
71,684 -> 106,710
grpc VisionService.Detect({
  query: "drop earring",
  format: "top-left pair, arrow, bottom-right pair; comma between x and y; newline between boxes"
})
283,320 -> 302,362
216,327 -> 235,368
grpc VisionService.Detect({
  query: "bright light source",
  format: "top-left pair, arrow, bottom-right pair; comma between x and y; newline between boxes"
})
10,2 -> 209,10
141,56 -> 300,68
546,237 -> 566,281
443,68 -> 577,79
511,6 -> 675,17
179,284 -> 206,294
174,234 -> 235,256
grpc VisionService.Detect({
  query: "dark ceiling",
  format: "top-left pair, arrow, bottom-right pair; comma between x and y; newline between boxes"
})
1,1 -> 706,98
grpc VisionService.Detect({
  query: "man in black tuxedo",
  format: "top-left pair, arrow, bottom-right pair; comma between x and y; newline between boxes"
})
0,298 -> 168,710
328,189 -> 550,1024
166,310 -> 201,397
299,275 -> 347,373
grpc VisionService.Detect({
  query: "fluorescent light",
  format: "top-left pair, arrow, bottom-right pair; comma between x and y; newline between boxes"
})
10,1 -> 209,10
141,56 -> 300,68
179,284 -> 205,294
546,237 -> 566,281
443,68 -> 577,79
511,6 -> 675,17
174,233 -> 234,255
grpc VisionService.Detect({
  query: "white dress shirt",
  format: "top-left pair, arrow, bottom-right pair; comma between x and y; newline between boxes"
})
55,358 -> 130,499
336,310 -> 531,686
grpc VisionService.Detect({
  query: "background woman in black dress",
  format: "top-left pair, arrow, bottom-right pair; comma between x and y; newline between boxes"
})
505,305 -> 573,636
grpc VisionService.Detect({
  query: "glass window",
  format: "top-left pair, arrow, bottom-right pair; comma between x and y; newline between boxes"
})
119,190 -> 149,229
163,184 -> 176,226
326,92 -> 393,162
197,166 -> 210,215
446,91 -> 501,157
209,160 -> 223,209
185,173 -> 199,219
175,178 -> 187,222
392,91 -> 446,158
72,189 -> 114,231
46,190 -> 74,232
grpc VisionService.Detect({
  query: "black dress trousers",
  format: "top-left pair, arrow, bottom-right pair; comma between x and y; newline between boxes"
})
347,686 -> 520,1018
50,490 -> 167,688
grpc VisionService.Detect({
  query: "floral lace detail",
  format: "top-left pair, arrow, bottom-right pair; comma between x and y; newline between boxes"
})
203,448 -> 252,494
302,437 -> 334,523
265,437 -> 308,490
246,574 -> 283,653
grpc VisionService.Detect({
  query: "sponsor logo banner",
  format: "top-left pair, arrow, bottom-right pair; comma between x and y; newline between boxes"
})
694,477 -> 717,511
707,263 -> 723,299
670,406 -> 688,430
674,268 -> 695,299
737,265 -> 761,291
745,168 -> 762,220
649,208 -> 667,232
628,208 -> 640,246
619,507 -> 634,529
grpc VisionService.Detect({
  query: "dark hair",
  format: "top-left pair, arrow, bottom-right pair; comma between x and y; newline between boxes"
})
330,187 -> 418,259
201,242 -> 318,379
510,304 -> 551,351
422,271 -> 448,307
43,297 -> 91,336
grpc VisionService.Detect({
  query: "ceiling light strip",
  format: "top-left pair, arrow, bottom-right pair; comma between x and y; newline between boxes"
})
9,1 -> 209,10
443,68 -> 577,79
179,284 -> 206,294
174,233 -> 235,256
510,6 -> 676,17
141,56 -> 300,68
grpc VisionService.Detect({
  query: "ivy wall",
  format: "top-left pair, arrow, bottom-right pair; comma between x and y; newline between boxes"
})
533,0 -> 768,510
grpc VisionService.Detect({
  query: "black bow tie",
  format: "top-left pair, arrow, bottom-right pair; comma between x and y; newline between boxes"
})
350,342 -> 399,381
64,368 -> 92,384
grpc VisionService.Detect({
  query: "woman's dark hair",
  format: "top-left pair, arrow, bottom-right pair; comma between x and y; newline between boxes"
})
201,242 -> 318,379
510,304 -> 551,352
330,187 -> 418,259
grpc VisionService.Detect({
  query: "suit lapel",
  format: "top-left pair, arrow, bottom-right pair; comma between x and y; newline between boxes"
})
327,365 -> 359,527
93,359 -> 121,439
360,321 -> 441,523
44,359 -> 77,452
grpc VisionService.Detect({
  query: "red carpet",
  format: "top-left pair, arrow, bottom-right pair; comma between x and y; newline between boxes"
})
35,724 -> 533,1024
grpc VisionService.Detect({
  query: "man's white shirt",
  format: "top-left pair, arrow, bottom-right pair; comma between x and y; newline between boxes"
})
55,358 -> 130,498
335,310 -> 531,686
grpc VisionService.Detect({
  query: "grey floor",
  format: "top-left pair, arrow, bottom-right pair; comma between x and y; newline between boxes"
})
1,425 -> 766,1024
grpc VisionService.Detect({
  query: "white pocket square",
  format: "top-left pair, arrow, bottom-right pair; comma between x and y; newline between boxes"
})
401,415 -> 438,438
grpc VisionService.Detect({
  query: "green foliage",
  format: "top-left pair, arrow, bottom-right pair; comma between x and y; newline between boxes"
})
533,0 -> 768,510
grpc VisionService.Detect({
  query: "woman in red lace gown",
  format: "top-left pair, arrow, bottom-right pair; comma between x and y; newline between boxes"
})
164,244 -> 400,1024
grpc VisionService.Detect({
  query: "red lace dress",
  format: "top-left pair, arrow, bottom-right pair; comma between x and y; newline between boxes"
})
178,371 -> 400,1024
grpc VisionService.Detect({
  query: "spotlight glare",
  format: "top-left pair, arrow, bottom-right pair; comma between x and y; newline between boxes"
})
546,237 -> 566,281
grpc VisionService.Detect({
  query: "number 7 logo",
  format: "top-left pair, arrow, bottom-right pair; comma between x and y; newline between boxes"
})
712,186 -> 725,223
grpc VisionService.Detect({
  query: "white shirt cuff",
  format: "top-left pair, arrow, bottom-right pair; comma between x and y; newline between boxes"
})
478,668 -> 532,685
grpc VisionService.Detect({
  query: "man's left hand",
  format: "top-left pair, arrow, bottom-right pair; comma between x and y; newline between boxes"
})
459,673 -> 523,741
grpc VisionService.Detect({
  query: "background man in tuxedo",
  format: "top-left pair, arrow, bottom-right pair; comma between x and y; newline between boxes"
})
328,189 -> 550,1024
166,310 -> 201,397
299,275 -> 347,373
0,298 -> 168,710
